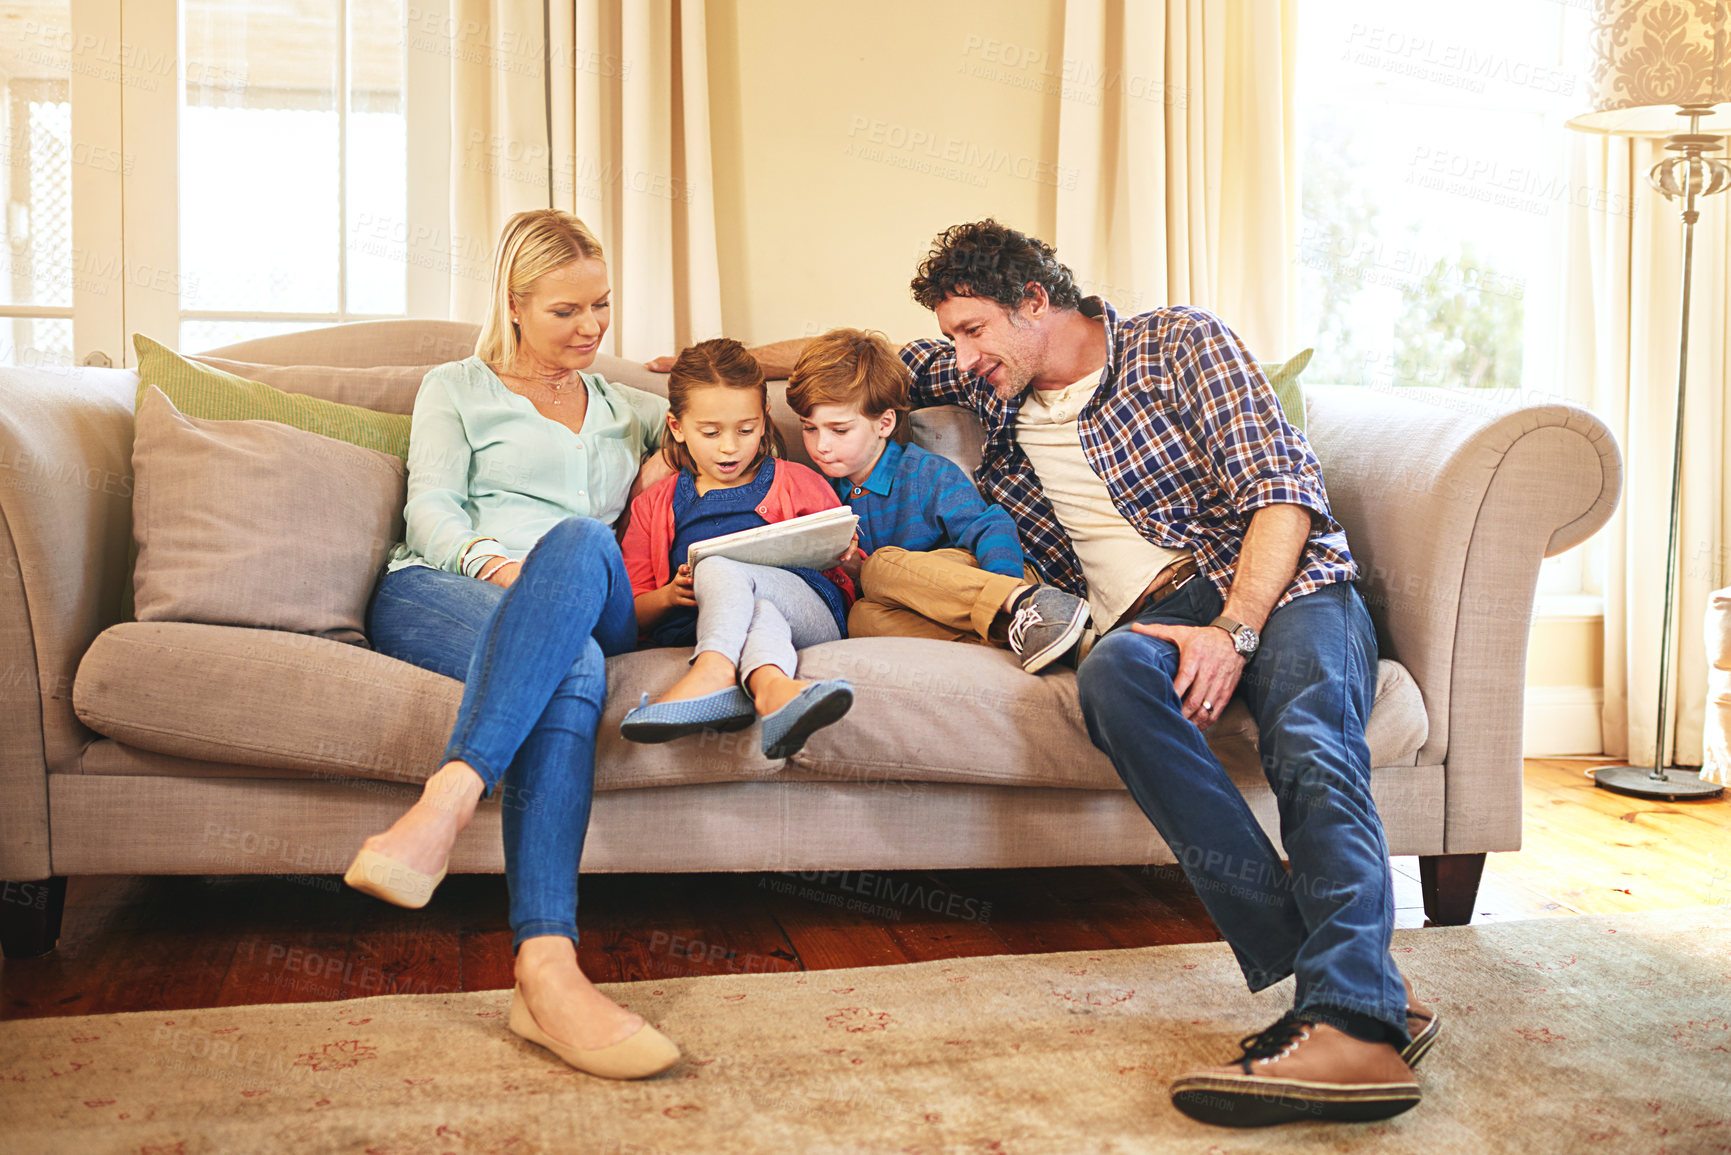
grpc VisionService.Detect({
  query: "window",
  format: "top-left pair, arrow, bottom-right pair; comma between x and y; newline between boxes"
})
179,0 -> 407,351
1296,0 -> 1600,600
1,0 -> 75,366
0,0 -> 448,366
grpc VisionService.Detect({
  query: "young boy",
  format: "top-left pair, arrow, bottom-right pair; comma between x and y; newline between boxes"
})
787,328 -> 1088,673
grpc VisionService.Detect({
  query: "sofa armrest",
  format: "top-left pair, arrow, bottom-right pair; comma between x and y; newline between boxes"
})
1305,386 -> 1621,851
0,365 -> 139,877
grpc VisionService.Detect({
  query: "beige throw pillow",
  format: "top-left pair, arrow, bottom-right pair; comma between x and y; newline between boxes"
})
131,385 -> 407,645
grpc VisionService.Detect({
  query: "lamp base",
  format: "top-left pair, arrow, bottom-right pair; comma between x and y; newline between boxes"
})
1591,764 -> 1725,800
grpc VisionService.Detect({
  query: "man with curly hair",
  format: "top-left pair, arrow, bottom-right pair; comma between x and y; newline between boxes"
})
733,219 -> 1436,1128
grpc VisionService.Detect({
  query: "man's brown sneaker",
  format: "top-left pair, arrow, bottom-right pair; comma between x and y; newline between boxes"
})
1170,1012 -> 1421,1128
1401,971 -> 1441,1068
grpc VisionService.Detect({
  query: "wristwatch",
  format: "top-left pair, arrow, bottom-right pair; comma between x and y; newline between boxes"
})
1210,615 -> 1260,659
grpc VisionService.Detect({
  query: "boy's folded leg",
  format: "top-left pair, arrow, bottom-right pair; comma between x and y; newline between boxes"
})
858,547 -> 1023,642
847,598 -> 987,644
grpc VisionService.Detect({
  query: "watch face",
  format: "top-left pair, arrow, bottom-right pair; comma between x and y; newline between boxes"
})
1237,627 -> 1260,655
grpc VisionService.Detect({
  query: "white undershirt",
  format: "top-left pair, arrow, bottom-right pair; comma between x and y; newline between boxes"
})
1016,369 -> 1190,628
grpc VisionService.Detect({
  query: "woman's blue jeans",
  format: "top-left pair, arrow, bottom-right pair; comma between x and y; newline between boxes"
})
1076,577 -> 1407,1047
366,517 -> 636,950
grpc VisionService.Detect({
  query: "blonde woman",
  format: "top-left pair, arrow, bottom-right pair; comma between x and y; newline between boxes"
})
346,209 -> 680,1079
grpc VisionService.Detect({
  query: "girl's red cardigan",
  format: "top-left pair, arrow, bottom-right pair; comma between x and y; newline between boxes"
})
621,458 -> 856,603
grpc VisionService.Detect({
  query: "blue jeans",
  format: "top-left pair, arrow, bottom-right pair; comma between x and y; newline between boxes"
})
1076,577 -> 1406,1046
366,517 -> 636,950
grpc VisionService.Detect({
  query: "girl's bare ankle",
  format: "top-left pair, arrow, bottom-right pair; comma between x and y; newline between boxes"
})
750,672 -> 804,715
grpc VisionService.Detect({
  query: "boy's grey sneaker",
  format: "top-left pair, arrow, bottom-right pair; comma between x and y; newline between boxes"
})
1006,586 -> 1090,673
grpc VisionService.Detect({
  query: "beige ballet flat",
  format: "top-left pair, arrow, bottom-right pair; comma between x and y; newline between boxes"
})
342,846 -> 447,909
508,986 -> 680,1079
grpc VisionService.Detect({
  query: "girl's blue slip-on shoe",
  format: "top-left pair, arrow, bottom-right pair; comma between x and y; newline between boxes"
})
619,686 -> 757,743
761,679 -> 854,759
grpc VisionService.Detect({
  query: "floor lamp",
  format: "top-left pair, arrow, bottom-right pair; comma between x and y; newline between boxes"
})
1568,0 -> 1729,801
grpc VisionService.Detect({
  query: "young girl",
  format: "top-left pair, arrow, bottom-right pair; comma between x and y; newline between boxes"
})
620,338 -> 855,758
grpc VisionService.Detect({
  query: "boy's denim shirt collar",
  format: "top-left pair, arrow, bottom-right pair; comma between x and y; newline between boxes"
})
835,438 -> 904,499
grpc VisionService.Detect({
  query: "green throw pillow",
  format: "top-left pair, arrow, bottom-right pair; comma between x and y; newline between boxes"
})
1260,347 -> 1312,433
132,334 -> 412,460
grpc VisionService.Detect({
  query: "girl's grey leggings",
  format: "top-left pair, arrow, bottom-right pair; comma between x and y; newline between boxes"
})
691,556 -> 841,680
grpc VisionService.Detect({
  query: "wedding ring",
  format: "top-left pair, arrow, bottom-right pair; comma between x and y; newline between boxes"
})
1203,700 -> 1213,712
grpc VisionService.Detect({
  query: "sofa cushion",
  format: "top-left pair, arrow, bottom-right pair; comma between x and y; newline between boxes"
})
198,319 -> 484,368
909,407 -> 989,478
130,387 -> 406,645
75,622 -> 460,781
1265,348 -> 1312,432
133,334 -> 412,459
74,621 -> 1428,789
188,356 -> 437,415
784,637 -> 1425,786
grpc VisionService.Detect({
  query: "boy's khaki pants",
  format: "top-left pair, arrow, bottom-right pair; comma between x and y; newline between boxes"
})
848,547 -> 1037,645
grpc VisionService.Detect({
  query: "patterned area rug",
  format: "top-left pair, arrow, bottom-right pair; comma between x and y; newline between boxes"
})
3,907 -> 1729,1154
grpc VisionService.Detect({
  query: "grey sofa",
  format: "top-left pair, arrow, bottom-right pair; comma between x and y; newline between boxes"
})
0,320 -> 1622,956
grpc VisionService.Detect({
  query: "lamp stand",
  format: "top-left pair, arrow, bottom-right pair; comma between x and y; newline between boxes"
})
1593,107 -> 1729,801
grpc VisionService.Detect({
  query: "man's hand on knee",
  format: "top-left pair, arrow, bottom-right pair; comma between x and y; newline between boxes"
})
1131,621 -> 1246,729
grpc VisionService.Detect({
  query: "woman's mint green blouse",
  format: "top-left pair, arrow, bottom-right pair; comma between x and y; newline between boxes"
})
387,357 -> 668,574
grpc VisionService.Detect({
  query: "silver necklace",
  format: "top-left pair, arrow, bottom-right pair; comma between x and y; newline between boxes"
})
510,362 -> 578,405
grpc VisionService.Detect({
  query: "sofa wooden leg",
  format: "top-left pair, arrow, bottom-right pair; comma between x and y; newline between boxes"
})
1418,854 -> 1485,926
0,876 -> 68,958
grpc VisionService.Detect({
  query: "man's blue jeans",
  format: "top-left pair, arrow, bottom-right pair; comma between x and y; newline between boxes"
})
366,517 -> 636,950
1076,577 -> 1407,1046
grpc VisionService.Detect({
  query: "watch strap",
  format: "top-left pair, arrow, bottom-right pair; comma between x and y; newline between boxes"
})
1210,615 -> 1257,656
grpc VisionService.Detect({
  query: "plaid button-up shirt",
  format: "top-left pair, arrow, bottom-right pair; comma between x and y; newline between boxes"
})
899,297 -> 1356,612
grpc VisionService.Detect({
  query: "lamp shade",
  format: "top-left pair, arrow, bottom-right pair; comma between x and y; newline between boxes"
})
1569,0 -> 1731,135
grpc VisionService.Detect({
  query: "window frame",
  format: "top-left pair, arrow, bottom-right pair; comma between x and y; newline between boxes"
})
35,0 -> 450,368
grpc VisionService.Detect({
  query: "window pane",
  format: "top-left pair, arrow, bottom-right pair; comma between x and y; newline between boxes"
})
180,317 -> 321,354
347,0 -> 406,314
181,0 -> 341,314
1,2 -> 74,309
1297,0 -> 1582,392
0,316 -> 72,366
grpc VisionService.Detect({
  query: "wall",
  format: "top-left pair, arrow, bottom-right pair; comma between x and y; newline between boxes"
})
1529,617 -> 1603,688
1525,612 -> 1606,755
705,0 -> 1066,345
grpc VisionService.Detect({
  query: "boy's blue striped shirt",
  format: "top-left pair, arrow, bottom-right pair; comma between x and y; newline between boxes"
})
831,440 -> 1024,577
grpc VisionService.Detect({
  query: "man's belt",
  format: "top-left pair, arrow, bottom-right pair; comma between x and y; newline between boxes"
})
1111,558 -> 1200,631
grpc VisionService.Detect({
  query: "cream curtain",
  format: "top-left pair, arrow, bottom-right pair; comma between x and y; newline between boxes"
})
1559,134 -> 1731,771
1053,0 -> 1298,358
446,0 -> 723,356
448,0 -> 554,321
548,0 -> 722,358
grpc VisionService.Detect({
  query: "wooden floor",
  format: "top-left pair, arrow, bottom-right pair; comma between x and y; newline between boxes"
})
4,758 -> 1727,1021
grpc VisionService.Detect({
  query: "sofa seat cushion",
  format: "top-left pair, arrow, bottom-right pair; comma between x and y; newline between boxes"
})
75,622 -> 459,784
775,637 -> 1426,789
73,621 -> 1428,790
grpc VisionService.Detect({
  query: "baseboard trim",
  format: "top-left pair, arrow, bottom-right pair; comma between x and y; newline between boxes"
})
1523,686 -> 1605,757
